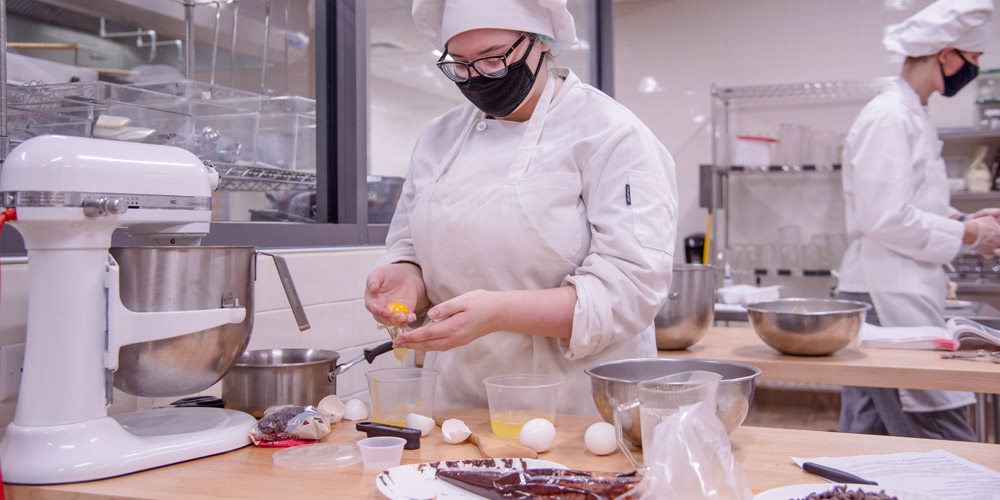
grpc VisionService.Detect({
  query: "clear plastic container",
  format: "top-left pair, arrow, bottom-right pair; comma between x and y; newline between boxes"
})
483,373 -> 561,438
132,79 -> 263,112
357,437 -> 406,471
366,368 -> 437,427
256,95 -> 317,171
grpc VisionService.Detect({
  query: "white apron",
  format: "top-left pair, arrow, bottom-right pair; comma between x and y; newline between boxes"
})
409,73 -> 652,415
859,127 -> 975,413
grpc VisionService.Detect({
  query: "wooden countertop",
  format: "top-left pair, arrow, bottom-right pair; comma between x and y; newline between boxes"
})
660,326 -> 1000,393
7,408 -> 999,499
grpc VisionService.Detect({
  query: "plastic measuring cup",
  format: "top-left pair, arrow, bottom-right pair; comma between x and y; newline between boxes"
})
483,373 -> 562,438
366,368 -> 437,426
613,370 -> 721,471
357,436 -> 406,471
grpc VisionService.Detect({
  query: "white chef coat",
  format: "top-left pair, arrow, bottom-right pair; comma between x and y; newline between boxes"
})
838,78 -> 974,412
377,68 -> 677,415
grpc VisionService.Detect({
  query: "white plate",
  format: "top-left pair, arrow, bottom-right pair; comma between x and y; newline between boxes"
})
754,483 -> 942,500
945,299 -> 973,309
376,458 -> 567,500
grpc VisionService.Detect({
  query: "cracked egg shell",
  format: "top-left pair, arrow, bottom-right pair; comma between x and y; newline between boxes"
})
406,413 -> 435,437
441,418 -> 472,444
342,398 -> 369,421
317,395 -> 346,423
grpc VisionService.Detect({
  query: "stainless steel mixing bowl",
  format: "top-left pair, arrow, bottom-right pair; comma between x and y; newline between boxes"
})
655,264 -> 717,350
746,298 -> 870,356
585,358 -> 761,448
111,246 -> 255,397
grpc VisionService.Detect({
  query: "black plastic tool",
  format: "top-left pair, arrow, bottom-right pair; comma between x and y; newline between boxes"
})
169,395 -> 225,408
355,421 -> 421,450
802,462 -> 878,486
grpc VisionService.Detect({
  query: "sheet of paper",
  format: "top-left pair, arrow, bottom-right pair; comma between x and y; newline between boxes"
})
792,450 -> 1000,500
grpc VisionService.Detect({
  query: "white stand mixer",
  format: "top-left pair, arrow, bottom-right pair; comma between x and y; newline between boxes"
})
0,135 -> 257,484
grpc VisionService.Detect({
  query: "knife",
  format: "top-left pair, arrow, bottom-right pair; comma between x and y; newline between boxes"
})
802,462 -> 879,486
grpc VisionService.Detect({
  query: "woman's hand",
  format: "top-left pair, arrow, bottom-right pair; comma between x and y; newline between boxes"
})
364,263 -> 428,327
393,289 -> 504,351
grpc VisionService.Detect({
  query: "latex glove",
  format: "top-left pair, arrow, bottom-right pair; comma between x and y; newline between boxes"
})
364,263 -> 426,328
967,208 -> 1000,220
393,289 -> 503,351
970,216 -> 1000,258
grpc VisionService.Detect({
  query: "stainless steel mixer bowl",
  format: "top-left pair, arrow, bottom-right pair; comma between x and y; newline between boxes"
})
111,246 -> 255,397
655,264 -> 716,350
746,298 -> 870,356
584,358 -> 761,448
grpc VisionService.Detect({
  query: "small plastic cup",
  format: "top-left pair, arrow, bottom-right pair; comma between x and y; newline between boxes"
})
482,373 -> 561,438
366,368 -> 438,426
357,436 -> 406,471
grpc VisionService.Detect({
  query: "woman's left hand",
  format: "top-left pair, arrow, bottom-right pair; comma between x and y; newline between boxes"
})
393,289 -> 505,351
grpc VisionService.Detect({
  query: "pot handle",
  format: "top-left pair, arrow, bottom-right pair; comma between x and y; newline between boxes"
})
330,340 -> 394,379
259,252 -> 310,331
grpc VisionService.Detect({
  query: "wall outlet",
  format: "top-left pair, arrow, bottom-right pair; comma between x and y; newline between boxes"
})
0,343 -> 26,403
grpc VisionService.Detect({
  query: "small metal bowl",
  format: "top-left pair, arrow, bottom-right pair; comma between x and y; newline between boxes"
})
746,298 -> 871,356
584,358 -> 761,448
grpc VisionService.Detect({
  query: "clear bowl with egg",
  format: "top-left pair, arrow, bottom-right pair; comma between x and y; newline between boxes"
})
482,374 -> 562,438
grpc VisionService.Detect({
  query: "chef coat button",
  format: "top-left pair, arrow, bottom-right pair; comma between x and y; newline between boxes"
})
476,121 -> 487,132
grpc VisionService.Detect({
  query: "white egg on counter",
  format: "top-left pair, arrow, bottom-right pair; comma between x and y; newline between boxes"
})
584,422 -> 618,456
441,418 -> 472,444
317,395 -> 346,423
342,398 -> 369,421
406,413 -> 435,437
519,418 -> 556,453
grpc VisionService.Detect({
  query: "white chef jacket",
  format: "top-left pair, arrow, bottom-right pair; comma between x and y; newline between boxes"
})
376,68 -> 677,415
838,78 -> 974,412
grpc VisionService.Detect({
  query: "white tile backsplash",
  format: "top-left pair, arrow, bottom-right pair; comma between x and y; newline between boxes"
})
0,246 -> 388,432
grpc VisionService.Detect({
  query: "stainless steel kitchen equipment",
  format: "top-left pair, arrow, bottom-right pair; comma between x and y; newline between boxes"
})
223,343 -> 394,418
746,298 -> 870,356
585,358 -> 761,448
110,246 -> 311,398
0,136 -> 256,484
111,246 -> 256,397
655,264 -> 717,350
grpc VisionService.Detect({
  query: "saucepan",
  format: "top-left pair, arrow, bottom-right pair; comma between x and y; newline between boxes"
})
222,342 -> 394,418
110,247 -> 311,398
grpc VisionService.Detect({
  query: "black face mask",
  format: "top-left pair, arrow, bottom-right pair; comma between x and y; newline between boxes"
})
455,37 -> 546,118
941,50 -> 979,98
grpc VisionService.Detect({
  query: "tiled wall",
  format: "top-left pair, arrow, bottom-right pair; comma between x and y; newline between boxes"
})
613,0 -> 1000,259
0,246 -> 392,435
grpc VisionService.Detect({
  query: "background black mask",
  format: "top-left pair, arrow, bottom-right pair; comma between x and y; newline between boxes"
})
456,42 -> 545,117
941,51 -> 979,98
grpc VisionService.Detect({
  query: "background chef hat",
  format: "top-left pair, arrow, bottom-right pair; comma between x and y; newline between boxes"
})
883,0 -> 994,57
413,0 -> 578,50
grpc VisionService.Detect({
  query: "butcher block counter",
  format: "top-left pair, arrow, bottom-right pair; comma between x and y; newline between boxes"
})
6,407 -> 999,499
660,326 -> 1000,393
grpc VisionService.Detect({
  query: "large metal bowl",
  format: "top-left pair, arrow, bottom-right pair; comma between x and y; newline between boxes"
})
746,298 -> 870,356
655,264 -> 716,350
111,246 -> 255,397
585,358 -> 761,448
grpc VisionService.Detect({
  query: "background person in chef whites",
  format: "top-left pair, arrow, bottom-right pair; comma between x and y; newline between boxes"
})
363,0 -> 677,415
836,0 -> 997,441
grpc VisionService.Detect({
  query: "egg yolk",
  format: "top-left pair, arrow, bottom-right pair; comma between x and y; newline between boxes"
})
387,302 -> 409,314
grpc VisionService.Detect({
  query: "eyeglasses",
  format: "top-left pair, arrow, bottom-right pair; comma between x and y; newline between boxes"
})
436,34 -> 534,83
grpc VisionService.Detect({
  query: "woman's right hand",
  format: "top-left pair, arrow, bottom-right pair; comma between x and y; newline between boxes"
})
364,263 -> 427,327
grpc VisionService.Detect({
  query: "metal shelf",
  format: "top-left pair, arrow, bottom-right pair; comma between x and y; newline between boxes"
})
712,77 -> 895,103
721,164 -> 841,173
215,163 -> 316,192
938,127 -> 1000,140
951,191 -> 1000,201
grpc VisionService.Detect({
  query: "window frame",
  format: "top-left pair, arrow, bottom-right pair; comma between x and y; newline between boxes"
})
0,0 -> 612,256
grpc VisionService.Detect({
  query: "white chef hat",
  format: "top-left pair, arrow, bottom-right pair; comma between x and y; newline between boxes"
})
883,0 -> 994,57
412,0 -> 578,50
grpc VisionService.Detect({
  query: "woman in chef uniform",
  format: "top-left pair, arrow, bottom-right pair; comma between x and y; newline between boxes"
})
364,0 -> 677,415
837,0 -> 998,440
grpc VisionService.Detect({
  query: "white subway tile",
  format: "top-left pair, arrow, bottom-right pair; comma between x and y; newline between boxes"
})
0,264 -> 29,347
